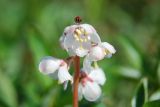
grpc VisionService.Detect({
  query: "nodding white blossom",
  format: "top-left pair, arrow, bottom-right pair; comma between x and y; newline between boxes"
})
39,56 -> 73,84
60,24 -> 101,57
78,68 -> 106,101
83,42 -> 116,72
87,42 -> 116,61
88,68 -> 106,85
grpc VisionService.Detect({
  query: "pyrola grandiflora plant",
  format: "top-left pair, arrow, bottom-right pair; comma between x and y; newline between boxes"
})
39,16 -> 116,107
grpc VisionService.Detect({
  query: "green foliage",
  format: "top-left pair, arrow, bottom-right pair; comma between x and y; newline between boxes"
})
0,0 -> 160,107
0,71 -> 17,107
132,78 -> 148,107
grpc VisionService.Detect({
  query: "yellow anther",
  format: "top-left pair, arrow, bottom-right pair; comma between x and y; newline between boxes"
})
74,34 -> 80,41
94,61 -> 99,68
80,38 -> 83,42
84,38 -> 87,42
84,31 -> 88,36
76,38 -> 80,41
105,50 -> 109,53
80,28 -> 85,33
75,29 -> 82,35
74,34 -> 78,38
80,45 -> 83,49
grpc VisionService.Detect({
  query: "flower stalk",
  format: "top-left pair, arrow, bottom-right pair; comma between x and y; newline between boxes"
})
73,56 -> 80,107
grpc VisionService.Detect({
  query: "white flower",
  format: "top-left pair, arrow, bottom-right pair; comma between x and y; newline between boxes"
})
83,57 -> 93,73
88,68 -> 106,86
58,62 -> 73,84
39,56 -> 62,75
60,24 -> 101,57
87,42 -> 116,61
101,42 -> 116,58
78,68 -> 106,101
78,80 -> 101,102
39,56 -> 73,84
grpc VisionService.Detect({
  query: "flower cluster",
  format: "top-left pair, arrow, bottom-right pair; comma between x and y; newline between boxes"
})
39,17 -> 116,102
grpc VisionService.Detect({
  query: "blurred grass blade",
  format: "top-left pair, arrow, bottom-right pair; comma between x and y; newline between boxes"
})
143,100 -> 160,107
26,28 -> 53,88
149,90 -> 160,101
26,28 -> 48,66
95,103 -> 106,107
84,0 -> 104,22
42,87 -> 59,107
0,71 -> 17,107
131,78 -> 148,107
157,62 -> 160,85
118,36 -> 142,69
113,66 -> 141,79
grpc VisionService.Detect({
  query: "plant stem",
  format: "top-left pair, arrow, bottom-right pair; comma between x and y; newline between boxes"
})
73,56 -> 80,107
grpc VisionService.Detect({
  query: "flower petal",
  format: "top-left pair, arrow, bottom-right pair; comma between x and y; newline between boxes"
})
88,46 -> 105,61
101,42 -> 116,54
63,81 -> 68,90
83,81 -> 102,102
89,68 -> 106,85
83,57 -> 93,73
81,24 -> 101,44
67,48 -> 76,56
59,35 -> 65,49
75,48 -> 89,57
39,56 -> 61,75
58,64 -> 73,84
78,83 -> 83,101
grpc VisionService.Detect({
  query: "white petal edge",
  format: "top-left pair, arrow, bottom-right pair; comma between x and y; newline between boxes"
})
63,81 -> 68,90
83,57 -> 93,73
83,81 -> 102,102
59,35 -> 65,49
89,68 -> 106,85
58,64 -> 73,84
101,42 -> 116,54
39,56 -> 61,75
88,46 -> 105,61
78,83 -> 83,101
75,48 -> 89,57
81,24 -> 101,44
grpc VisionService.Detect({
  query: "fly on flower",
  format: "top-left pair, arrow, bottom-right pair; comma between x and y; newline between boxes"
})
38,16 -> 116,107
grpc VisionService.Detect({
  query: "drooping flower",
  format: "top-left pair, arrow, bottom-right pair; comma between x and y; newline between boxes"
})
87,42 -> 116,61
39,56 -> 73,84
60,24 -> 101,57
83,42 -> 116,72
78,68 -> 106,101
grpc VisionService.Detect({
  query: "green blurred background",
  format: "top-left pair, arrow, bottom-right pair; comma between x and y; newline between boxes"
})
0,0 -> 160,107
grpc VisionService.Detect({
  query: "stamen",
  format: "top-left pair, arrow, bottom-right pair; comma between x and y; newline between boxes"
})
84,38 -> 87,42
75,29 -> 82,35
94,61 -> 99,68
80,28 -> 85,33
105,50 -> 110,54
85,32 -> 88,36
74,34 -> 80,41
74,38 -> 79,41
80,45 -> 83,49
80,38 -> 83,42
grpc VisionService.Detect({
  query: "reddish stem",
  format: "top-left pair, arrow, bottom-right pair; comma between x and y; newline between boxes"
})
73,56 -> 80,107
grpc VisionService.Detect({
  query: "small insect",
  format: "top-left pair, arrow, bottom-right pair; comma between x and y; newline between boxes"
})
74,16 -> 82,23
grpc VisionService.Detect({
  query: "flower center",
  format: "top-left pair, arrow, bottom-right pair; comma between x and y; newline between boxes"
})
73,27 -> 91,43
